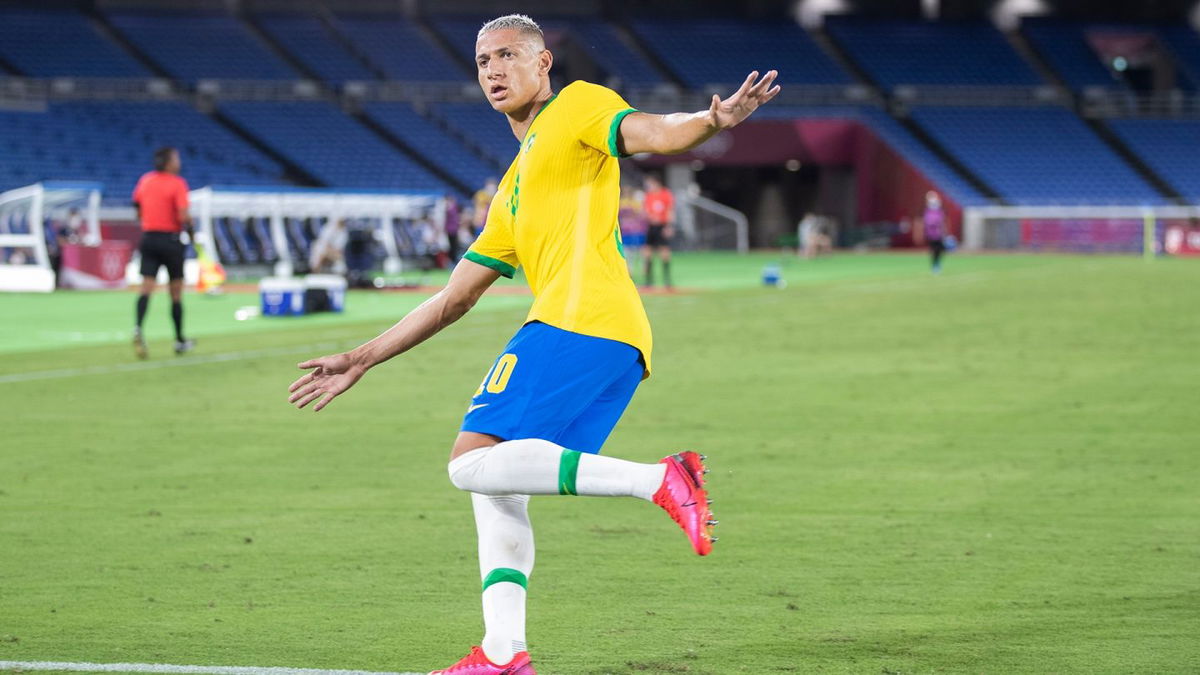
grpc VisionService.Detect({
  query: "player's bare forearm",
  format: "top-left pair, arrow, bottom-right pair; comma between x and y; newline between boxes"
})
288,259 -> 500,411
621,111 -> 720,155
349,261 -> 500,370
618,70 -> 780,156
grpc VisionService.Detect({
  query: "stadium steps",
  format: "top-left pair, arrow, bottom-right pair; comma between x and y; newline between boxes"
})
315,7 -> 389,80
0,52 -> 22,76
414,14 -> 477,77
239,11 -> 323,82
423,106 -> 510,172
809,24 -> 882,89
1085,117 -> 1185,204
351,108 -> 473,195
816,24 -> 1002,202
896,112 -> 1005,203
618,23 -> 688,88
205,107 -> 323,187
1003,25 -> 1072,91
1006,25 -> 1179,203
87,7 -> 174,79
607,22 -> 685,88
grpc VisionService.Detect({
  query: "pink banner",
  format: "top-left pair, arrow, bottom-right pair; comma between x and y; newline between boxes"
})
60,242 -> 132,289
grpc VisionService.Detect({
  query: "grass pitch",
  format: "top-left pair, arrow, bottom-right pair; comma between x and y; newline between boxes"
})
1,252 -> 1197,674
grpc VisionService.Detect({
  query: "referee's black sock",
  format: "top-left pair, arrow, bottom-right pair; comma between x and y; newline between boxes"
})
171,301 -> 184,342
135,294 -> 149,329
663,260 -> 672,287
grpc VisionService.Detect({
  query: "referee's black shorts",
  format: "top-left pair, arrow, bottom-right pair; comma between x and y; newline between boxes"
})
646,224 -> 671,248
139,231 -> 185,280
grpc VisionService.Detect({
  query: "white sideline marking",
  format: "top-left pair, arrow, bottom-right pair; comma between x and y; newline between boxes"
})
0,341 -> 350,385
0,661 -> 422,675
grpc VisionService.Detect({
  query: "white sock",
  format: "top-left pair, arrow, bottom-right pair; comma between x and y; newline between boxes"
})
448,438 -> 666,500
474,493 -> 532,665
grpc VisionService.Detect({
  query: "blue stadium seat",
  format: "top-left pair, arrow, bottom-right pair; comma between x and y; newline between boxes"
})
1021,18 -> 1124,91
219,101 -> 449,191
256,14 -> 376,83
430,15 -> 663,88
333,14 -> 467,81
1107,118 -> 1200,202
911,106 -> 1164,205
107,11 -> 298,81
633,18 -> 850,88
825,18 -> 1042,89
0,7 -> 148,77
567,20 -> 664,87
0,101 -> 287,200
363,102 -> 500,191
428,102 -> 519,172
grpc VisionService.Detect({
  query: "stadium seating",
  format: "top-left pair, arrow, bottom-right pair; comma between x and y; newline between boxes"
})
1107,118 -> 1200,202
825,18 -> 1043,89
1021,18 -> 1124,90
363,102 -> 501,190
255,14 -> 377,83
632,18 -> 851,88
751,105 -> 989,206
0,7 -> 148,77
219,101 -> 449,192
333,14 -> 468,81
431,15 -> 665,88
428,102 -> 520,171
910,106 -> 1165,205
1158,24 -> 1200,90
107,11 -> 298,81
0,101 -> 286,200
564,20 -> 665,87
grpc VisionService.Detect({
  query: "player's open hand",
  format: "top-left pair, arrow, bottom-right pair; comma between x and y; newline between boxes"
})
709,70 -> 780,131
288,352 -> 366,412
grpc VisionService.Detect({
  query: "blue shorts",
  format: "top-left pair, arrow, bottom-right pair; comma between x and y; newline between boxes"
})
461,321 -> 643,454
622,232 -> 647,248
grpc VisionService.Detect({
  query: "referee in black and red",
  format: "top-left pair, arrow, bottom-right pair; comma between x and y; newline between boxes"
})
131,147 -> 195,358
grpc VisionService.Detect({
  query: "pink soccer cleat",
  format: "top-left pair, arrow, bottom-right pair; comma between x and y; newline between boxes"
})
429,646 -> 535,675
653,451 -> 717,555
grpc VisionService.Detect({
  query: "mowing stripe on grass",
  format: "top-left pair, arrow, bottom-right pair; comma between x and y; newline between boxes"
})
0,341 -> 353,385
0,661 -> 421,675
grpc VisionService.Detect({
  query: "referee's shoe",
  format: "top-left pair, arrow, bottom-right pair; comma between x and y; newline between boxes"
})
174,338 -> 196,355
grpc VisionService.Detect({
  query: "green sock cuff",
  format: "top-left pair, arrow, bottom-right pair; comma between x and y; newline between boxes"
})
558,449 -> 581,495
482,567 -> 528,591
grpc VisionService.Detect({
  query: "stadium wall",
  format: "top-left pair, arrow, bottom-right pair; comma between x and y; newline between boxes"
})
640,117 -> 961,242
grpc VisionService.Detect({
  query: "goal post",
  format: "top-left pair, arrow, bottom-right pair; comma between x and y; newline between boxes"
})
0,181 -> 102,292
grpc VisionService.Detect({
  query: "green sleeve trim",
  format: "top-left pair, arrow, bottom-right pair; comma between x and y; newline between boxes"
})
482,567 -> 528,591
463,250 -> 516,279
558,449 -> 582,496
607,108 -> 638,158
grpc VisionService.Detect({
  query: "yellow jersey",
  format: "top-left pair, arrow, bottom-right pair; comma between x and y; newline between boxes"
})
464,81 -> 653,374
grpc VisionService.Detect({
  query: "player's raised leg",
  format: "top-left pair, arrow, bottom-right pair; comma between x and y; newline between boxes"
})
449,437 -> 716,555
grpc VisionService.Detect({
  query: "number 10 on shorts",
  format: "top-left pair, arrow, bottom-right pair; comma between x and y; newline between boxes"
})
475,353 -> 518,396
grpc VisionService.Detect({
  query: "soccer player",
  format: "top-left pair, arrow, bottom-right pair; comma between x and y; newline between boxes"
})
287,15 -> 778,675
641,174 -> 675,288
132,146 -> 194,358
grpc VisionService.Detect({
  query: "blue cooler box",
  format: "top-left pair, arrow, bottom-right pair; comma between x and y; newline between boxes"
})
260,277 -> 306,316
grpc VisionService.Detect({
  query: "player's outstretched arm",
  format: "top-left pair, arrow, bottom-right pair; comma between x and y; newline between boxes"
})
618,70 -> 780,156
287,260 -> 501,412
